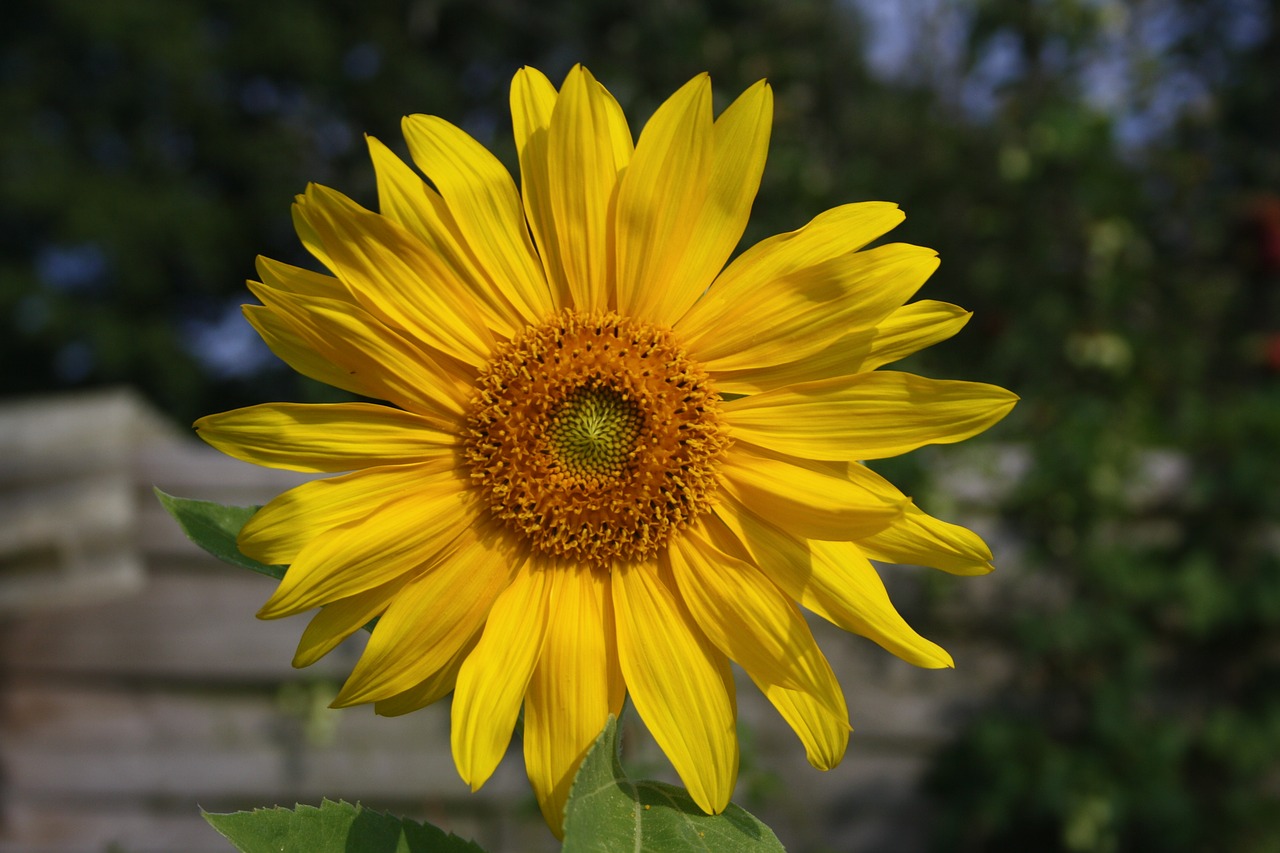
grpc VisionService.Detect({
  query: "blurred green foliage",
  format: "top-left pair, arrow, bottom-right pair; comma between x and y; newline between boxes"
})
4,0 -> 1279,850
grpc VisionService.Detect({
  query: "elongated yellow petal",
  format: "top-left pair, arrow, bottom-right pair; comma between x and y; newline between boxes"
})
333,529 -> 519,706
401,114 -> 555,322
678,201 -> 905,336
548,65 -> 632,313
613,560 -> 737,815
669,525 -> 844,718
244,306 -> 366,402
524,567 -> 624,837
292,572 -> 416,668
258,471 -> 474,619
295,185 -> 496,367
711,300 -> 972,395
510,66 -> 568,307
724,371 -> 1019,461
858,502 -> 994,575
255,255 -> 346,299
238,458 -> 455,565
657,79 -> 774,326
747,670 -> 850,771
614,74 -> 714,323
860,300 -> 974,372
719,444 -> 905,540
716,501 -> 954,668
452,561 -> 553,791
246,280 -> 471,427
684,244 -> 939,373
367,135 -> 523,337
195,402 -> 453,473
373,625 -> 481,716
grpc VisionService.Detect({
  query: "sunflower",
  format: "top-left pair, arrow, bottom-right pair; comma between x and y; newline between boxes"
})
196,65 -> 1016,835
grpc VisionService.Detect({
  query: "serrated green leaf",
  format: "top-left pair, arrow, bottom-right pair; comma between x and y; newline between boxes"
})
203,798 -> 488,853
562,717 -> 786,853
154,488 -> 285,580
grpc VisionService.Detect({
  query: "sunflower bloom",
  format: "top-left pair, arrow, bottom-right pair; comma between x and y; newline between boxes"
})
196,65 -> 1016,835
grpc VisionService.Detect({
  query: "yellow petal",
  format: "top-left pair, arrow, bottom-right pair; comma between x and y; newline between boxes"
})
547,65 -> 632,313
669,523 -> 843,718
332,528 -> 520,706
684,244 -> 939,373
524,567 -> 625,837
711,300 -> 972,395
860,300 -> 974,372
724,371 -> 1019,461
246,279 -> 471,428
746,672 -> 850,771
719,444 -> 905,541
678,201 -> 905,339
295,185 -> 496,367
510,66 -> 568,307
613,560 -> 737,815
195,402 -> 453,473
452,561 -> 554,791
373,624 -> 481,716
614,74 -> 714,323
858,502 -> 995,575
401,114 -> 555,322
716,501 -> 954,669
257,469 -> 474,618
367,135 -> 524,337
255,255 -> 346,299
654,78 -> 774,326
238,458 -> 455,565
292,572 -> 416,668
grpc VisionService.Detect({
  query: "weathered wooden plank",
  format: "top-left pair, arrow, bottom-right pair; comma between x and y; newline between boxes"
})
1,567 -> 345,681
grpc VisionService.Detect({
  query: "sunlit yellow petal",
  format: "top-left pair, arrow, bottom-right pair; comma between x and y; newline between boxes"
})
292,572 -> 416,668
373,625 -> 481,717
401,114 -> 555,321
333,529 -> 520,706
196,403 -> 453,473
678,201 -> 905,336
613,560 -> 737,815
669,523 -> 844,718
719,444 -> 906,540
711,300 -> 973,395
660,78 -> 774,326
238,458 -> 455,566
747,671 -> 850,771
724,371 -> 1019,461
510,66 -> 568,307
367,135 -> 523,337
258,470 -> 473,619
716,501 -> 954,668
246,279 -> 471,427
614,74 -> 714,323
860,300 -> 974,372
295,185 -> 496,366
858,502 -> 995,575
684,244 -> 939,373
524,566 -> 624,837
255,255 -> 345,299
548,65 -> 632,313
452,561 -> 553,791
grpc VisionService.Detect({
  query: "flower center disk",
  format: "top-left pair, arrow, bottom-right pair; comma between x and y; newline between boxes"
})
464,310 -> 729,566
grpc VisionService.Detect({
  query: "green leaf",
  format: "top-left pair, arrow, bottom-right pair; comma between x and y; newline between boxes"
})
154,488 -> 285,580
562,717 -> 786,852
203,799 -> 488,853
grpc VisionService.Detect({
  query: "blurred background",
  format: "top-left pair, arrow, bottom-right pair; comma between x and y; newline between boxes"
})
2,0 -> 1279,851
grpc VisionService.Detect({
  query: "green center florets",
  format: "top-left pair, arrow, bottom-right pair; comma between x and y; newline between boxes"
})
548,387 -> 643,477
